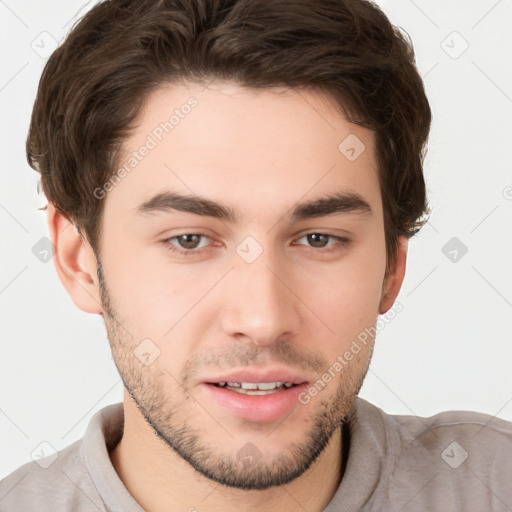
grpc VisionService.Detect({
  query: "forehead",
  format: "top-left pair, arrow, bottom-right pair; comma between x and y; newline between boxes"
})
102,81 -> 382,226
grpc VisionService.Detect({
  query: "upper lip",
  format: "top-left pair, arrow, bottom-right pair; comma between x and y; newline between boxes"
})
202,367 -> 311,386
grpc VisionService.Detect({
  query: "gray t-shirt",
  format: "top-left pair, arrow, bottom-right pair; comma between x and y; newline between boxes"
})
1,398 -> 511,511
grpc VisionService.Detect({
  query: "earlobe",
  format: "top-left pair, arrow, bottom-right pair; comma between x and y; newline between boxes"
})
379,236 -> 408,314
46,203 -> 103,314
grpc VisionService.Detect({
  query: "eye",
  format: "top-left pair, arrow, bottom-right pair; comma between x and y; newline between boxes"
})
162,231 -> 350,257
163,233 -> 211,255
294,232 -> 350,251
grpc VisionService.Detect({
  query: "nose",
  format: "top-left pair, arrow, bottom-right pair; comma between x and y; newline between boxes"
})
220,247 -> 301,347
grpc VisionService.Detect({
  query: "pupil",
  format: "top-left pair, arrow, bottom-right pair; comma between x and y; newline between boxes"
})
179,234 -> 200,249
308,233 -> 327,248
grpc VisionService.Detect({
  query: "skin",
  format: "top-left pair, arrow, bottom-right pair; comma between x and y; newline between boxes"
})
47,81 -> 407,512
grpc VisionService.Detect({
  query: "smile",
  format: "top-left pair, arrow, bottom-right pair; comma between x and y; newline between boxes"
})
213,381 -> 295,394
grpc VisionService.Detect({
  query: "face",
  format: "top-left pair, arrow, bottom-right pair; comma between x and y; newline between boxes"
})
95,81 -> 395,489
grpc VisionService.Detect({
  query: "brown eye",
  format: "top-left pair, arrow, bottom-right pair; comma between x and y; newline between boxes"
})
176,234 -> 203,249
163,233 -> 211,255
295,233 -> 350,251
306,233 -> 330,248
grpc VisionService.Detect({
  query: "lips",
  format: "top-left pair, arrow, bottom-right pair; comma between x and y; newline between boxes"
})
212,381 -> 295,395
202,368 -> 310,387
199,367 -> 312,422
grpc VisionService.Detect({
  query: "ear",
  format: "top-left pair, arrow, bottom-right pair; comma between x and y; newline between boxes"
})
379,236 -> 408,314
47,203 -> 103,314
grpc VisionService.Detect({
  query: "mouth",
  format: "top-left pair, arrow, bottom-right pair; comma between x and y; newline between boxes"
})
209,381 -> 298,395
200,369 -> 311,422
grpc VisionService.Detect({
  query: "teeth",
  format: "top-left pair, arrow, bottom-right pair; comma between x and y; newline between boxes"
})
241,382 -> 281,390
215,381 -> 294,391
240,382 -> 259,390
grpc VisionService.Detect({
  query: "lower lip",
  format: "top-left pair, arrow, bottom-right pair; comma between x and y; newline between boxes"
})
200,383 -> 309,423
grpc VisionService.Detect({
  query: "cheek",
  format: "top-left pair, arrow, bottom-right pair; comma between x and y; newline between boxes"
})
304,254 -> 385,351
313,277 -> 383,346
103,257 -> 226,374
99,252 -> 177,340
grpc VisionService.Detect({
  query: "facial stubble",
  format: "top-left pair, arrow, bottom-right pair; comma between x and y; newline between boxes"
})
96,258 -> 372,490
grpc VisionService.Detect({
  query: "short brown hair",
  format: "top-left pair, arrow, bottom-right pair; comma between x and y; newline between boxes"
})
27,0 -> 431,270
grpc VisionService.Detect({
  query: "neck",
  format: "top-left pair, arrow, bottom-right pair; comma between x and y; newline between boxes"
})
110,394 -> 344,512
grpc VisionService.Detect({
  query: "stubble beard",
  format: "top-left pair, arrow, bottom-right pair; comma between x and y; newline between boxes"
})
96,260 -> 371,490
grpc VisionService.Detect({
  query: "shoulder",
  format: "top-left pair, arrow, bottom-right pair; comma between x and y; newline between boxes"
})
354,398 -> 512,510
360,397 -> 512,442
0,439 -> 105,512
355,397 -> 512,452
377,401 -> 512,464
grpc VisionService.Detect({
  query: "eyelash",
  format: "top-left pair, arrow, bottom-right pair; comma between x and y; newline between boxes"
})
162,232 -> 350,256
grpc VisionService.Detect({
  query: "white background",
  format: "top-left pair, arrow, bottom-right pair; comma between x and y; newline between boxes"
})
1,0 -> 511,480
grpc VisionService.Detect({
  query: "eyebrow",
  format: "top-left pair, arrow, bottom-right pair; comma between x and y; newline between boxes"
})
135,190 -> 372,223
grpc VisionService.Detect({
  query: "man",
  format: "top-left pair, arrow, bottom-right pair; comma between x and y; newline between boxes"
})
1,0 -> 511,510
